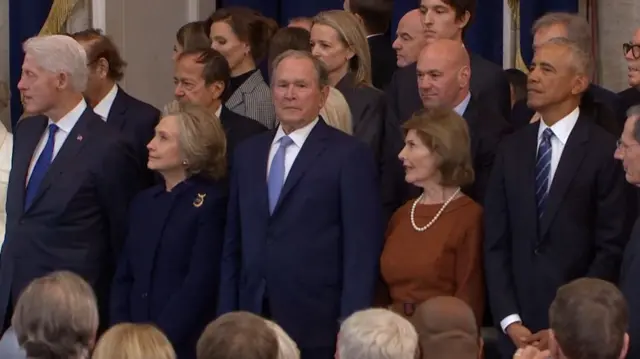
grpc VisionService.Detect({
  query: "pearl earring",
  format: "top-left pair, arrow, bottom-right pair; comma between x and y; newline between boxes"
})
182,160 -> 188,165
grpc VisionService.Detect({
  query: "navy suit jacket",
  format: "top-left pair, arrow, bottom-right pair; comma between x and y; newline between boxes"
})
219,105 -> 267,165
0,108 -> 139,328
218,119 -> 384,348
110,176 -> 227,359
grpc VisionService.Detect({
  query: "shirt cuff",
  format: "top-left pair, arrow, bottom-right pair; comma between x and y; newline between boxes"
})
500,314 -> 522,333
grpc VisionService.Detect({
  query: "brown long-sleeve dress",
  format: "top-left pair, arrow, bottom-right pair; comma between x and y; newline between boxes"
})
380,195 -> 484,323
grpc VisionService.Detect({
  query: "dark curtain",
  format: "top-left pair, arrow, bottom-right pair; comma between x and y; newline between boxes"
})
464,0 -> 503,66
520,0 -> 579,66
8,0 -> 53,128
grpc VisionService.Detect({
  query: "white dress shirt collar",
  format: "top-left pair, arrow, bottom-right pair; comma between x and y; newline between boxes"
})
272,117 -> 320,148
214,104 -> 222,119
366,33 -> 384,39
538,106 -> 580,145
453,92 -> 472,116
51,99 -> 87,133
93,84 -> 119,121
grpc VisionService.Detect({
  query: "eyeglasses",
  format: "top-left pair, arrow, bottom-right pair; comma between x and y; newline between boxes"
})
623,42 -> 640,59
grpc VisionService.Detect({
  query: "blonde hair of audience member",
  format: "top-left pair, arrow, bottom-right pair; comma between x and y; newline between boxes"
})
19,35 -> 88,120
311,10 -> 372,87
92,323 -> 177,359
320,87 -> 352,134
12,271 -> 98,359
265,320 -> 300,359
338,308 -> 418,359
400,107 -> 474,200
197,311 -> 279,359
153,103 -> 227,187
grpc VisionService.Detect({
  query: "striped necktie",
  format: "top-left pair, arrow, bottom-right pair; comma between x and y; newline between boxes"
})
535,128 -> 553,219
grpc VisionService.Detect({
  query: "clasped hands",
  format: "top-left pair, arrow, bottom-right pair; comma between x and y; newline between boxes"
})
507,323 -> 551,350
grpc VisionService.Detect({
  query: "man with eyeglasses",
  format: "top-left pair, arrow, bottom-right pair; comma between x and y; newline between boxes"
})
619,29 -> 640,114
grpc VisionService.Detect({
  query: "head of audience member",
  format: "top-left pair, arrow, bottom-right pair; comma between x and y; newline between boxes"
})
173,21 -> 212,61
393,9 -> 429,67
311,10 -> 372,87
70,29 -> 126,108
532,13 -> 592,59
92,323 -> 176,359
399,108 -> 474,191
504,68 -> 528,108
320,86 -> 353,134
288,17 -> 313,32
268,27 -> 312,76
174,48 -> 229,113
12,271 -> 98,359
271,50 -> 329,134
615,105 -> 640,186
149,103 -> 226,190
411,297 -> 481,359
343,0 -> 393,37
197,311 -> 279,359
624,28 -> 640,88
419,0 -> 474,44
264,320 -> 300,359
17,35 -> 88,121
337,308 -> 418,359
208,7 -> 278,77
548,278 -> 629,359
527,38 -> 590,121
416,39 -> 470,109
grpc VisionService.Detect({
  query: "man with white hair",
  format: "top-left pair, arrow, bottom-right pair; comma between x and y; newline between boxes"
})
0,35 -> 140,332
337,308 -> 418,359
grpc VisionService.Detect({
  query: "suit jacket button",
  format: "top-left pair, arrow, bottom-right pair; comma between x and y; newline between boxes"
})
142,292 -> 148,298
534,248 -> 540,255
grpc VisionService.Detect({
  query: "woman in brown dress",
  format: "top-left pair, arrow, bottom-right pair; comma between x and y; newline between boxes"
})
381,107 -> 484,324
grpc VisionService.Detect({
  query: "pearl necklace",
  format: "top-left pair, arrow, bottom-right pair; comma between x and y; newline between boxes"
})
410,188 -> 461,232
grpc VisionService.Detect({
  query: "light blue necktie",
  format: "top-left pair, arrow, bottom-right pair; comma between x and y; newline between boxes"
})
535,128 -> 553,219
268,136 -> 294,213
25,123 -> 58,209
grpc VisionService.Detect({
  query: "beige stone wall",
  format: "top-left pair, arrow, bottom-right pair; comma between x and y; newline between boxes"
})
597,0 -> 640,92
0,0 -> 11,130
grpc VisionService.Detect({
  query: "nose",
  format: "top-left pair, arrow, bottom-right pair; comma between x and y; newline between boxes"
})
147,138 -> 155,152
284,85 -> 296,99
17,76 -> 26,91
625,48 -> 636,61
311,44 -> 322,58
398,145 -> 407,161
614,146 -> 624,160
174,85 -> 184,98
417,76 -> 431,90
392,38 -> 401,50
423,11 -> 434,26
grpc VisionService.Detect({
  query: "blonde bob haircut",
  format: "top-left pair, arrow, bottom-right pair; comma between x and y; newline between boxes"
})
312,10 -> 372,87
92,323 -> 176,359
162,101 -> 227,180
320,87 -> 352,135
402,107 -> 474,187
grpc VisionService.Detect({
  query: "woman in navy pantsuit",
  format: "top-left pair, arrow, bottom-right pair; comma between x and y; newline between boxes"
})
110,103 -> 228,359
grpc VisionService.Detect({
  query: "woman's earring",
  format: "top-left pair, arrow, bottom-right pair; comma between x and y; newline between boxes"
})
182,160 -> 188,166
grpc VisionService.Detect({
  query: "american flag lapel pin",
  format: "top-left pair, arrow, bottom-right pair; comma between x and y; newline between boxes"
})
77,134 -> 83,141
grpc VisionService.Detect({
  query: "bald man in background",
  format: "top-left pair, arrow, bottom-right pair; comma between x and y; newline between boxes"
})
392,10 -> 428,67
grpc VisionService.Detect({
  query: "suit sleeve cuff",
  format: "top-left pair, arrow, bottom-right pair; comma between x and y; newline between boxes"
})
500,314 -> 522,333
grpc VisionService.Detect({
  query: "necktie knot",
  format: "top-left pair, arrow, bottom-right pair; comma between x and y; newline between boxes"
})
542,128 -> 553,142
279,135 -> 293,148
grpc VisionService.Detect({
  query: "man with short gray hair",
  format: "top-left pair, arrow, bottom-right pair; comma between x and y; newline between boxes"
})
338,308 -> 418,359
0,35 -> 140,332
219,49 -> 384,359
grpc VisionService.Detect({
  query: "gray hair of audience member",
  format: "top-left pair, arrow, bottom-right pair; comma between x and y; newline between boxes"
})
12,271 -> 98,359
627,105 -> 640,143
197,311 -> 279,359
271,50 -> 330,90
320,87 -> 352,135
264,320 -> 300,359
540,37 -> 593,80
338,308 -> 418,359
23,35 -> 89,92
549,278 -> 629,359
532,12 -> 592,55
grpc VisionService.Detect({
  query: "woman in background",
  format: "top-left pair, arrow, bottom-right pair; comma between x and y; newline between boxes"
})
320,87 -> 352,135
93,323 -> 176,359
110,103 -> 228,359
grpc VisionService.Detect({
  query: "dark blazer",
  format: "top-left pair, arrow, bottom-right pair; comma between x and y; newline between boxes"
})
621,218 -> 640,359
484,114 -> 628,356
385,52 -> 511,126
111,176 -> 227,359
219,105 -> 267,164
106,87 -> 160,187
618,86 -> 640,113
218,119 -> 384,350
226,70 -> 276,129
368,34 -> 396,90
0,108 -> 139,328
336,72 -> 386,164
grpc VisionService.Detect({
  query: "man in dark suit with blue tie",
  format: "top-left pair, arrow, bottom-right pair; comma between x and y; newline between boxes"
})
219,49 -> 385,359
0,35 -> 139,332
484,38 -> 629,358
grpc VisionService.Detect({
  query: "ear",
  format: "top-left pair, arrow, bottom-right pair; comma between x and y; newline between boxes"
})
209,80 -> 226,100
570,73 -> 589,95
458,65 -> 471,88
345,47 -> 356,61
620,333 -> 630,359
457,10 -> 471,31
477,337 -> 484,359
549,330 -> 562,359
97,58 -> 110,79
56,72 -> 70,91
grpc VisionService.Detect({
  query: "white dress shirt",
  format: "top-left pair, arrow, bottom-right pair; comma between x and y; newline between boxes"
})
500,106 -> 580,332
27,99 -> 87,181
453,92 -> 472,116
267,118 -> 319,180
214,104 -> 222,119
92,84 -> 118,121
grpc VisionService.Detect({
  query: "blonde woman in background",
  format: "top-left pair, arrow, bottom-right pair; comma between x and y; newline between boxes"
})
311,10 -> 384,162
92,323 -> 176,359
320,87 -> 352,135
0,82 -> 12,249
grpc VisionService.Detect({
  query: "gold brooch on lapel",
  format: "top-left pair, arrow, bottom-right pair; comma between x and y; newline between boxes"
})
193,193 -> 206,208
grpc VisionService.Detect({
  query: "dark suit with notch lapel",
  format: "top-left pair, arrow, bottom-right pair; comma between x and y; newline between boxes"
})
218,119 -> 384,359
105,87 -> 160,187
219,105 -> 267,166
0,108 -> 140,330
368,34 -> 396,90
483,112 -> 628,357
